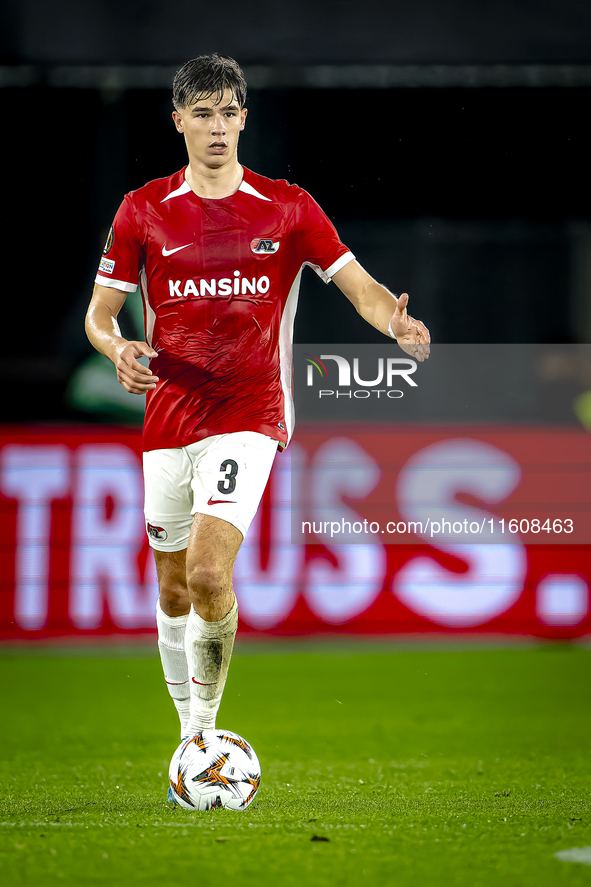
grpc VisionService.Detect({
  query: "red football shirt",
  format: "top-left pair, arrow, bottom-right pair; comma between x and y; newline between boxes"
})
95,167 -> 354,452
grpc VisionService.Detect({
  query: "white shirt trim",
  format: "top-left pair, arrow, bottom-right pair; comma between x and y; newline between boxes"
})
161,178 -> 271,203
161,180 -> 191,203
139,268 -> 156,348
305,250 -> 355,284
278,268 -> 303,445
238,180 -> 272,202
95,274 -> 138,292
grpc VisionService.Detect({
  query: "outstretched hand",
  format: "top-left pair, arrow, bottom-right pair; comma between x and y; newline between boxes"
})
114,341 -> 159,394
389,293 -> 431,362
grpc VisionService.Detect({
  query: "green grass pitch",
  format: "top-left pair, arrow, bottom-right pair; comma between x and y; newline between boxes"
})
1,640 -> 590,886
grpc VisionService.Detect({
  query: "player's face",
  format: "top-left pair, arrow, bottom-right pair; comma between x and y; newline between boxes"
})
172,88 -> 247,169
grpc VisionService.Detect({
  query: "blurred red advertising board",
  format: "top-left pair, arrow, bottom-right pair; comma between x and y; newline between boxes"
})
0,424 -> 589,640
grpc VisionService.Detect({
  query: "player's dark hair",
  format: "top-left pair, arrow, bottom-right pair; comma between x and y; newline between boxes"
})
172,54 -> 247,110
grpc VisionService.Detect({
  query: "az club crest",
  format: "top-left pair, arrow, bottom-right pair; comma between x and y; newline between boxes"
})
250,237 -> 280,254
147,523 -> 168,541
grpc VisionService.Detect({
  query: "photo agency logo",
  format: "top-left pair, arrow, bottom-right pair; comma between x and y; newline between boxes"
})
304,351 -> 418,400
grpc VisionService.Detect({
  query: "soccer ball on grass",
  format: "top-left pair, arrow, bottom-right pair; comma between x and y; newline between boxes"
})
168,729 -> 261,811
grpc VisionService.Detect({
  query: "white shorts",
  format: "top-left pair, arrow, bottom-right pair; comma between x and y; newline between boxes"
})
143,431 -> 278,552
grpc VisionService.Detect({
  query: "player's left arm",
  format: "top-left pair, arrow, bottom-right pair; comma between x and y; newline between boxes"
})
332,259 -> 430,362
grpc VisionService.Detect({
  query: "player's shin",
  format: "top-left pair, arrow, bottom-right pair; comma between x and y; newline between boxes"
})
156,601 -> 190,737
184,598 -> 238,734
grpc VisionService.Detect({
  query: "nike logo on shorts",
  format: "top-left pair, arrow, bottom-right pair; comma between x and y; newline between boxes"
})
207,496 -> 236,505
162,243 -> 192,256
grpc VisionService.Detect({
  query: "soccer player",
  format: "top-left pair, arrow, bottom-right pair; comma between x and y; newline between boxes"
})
85,54 -> 430,749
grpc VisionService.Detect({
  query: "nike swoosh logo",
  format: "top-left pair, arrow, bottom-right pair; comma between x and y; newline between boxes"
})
162,243 -> 192,256
192,677 -> 216,685
207,496 -> 236,506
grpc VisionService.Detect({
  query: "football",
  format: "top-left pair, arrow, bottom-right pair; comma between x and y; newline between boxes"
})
168,729 -> 261,811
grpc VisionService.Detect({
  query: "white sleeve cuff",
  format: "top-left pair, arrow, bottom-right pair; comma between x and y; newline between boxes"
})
305,250 -> 355,284
95,274 -> 138,293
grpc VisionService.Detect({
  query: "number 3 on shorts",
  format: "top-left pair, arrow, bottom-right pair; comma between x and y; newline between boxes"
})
218,459 -> 239,495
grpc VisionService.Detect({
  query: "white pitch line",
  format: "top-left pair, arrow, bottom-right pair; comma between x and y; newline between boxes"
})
555,847 -> 591,866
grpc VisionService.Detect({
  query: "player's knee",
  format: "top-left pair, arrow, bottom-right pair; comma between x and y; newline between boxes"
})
186,563 -> 225,603
158,578 -> 190,617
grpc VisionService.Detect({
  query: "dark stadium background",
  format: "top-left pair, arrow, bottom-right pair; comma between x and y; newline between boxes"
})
1,0 -> 591,422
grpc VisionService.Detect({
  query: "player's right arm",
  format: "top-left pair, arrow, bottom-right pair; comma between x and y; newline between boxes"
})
85,283 -> 159,394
